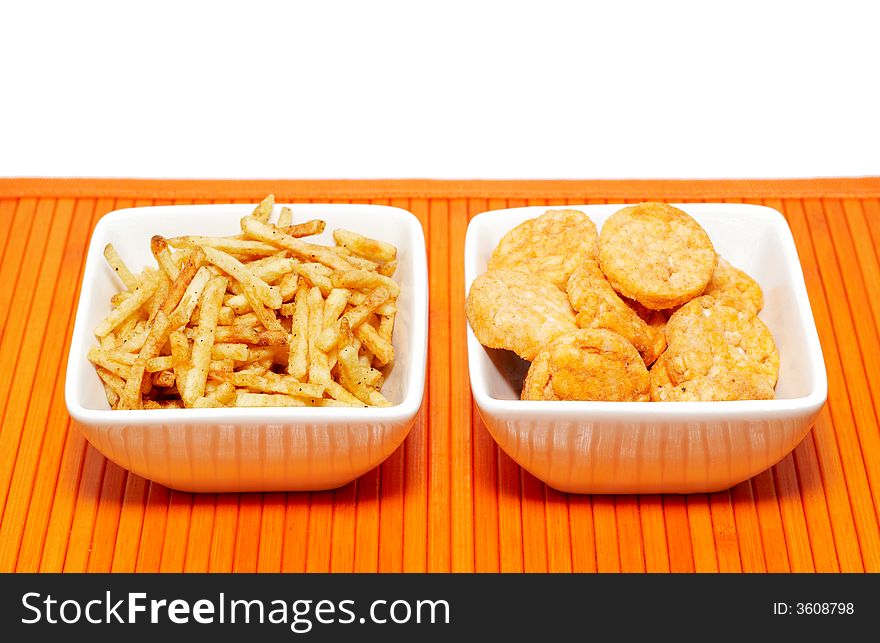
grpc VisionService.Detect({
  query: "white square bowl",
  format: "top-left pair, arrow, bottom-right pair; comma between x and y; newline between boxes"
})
465,203 -> 827,494
66,203 -> 428,492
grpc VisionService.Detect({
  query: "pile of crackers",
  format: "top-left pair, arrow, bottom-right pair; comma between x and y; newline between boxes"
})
466,202 -> 779,402
88,196 -> 399,409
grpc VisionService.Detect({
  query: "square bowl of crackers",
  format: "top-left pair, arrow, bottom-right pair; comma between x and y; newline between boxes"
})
465,202 -> 827,494
65,197 -> 428,492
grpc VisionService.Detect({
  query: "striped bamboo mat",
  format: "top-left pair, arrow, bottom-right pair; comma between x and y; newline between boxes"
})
0,177 -> 878,573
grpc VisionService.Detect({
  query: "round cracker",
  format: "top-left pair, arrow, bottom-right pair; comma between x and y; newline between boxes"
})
567,259 -> 665,365
702,256 -> 763,314
598,202 -> 716,310
522,329 -> 650,401
642,309 -> 668,365
466,268 -> 577,361
649,353 -> 676,401
650,353 -> 774,401
488,209 -> 598,288
663,295 -> 779,387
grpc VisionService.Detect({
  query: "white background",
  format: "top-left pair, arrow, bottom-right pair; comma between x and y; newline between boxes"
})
1,0 -> 877,179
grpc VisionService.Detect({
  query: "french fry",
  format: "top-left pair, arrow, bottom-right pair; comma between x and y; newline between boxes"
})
146,355 -> 174,373
259,259 -> 299,285
375,300 -> 397,316
329,246 -> 379,271
143,399 -> 184,410
94,277 -> 157,337
181,276 -> 227,405
323,289 -> 351,327
365,389 -> 391,407
95,366 -> 126,401
336,324 -> 361,382
363,367 -> 384,389
354,321 -> 394,366
337,320 -> 391,407
100,333 -> 117,351
243,288 -> 285,333
104,350 -> 136,366
167,235 -> 281,257
153,370 -> 176,388
193,396 -> 223,408
307,286 -> 331,384
236,364 -> 269,376
223,251 -> 294,301
169,330 -> 190,399
146,274 -> 170,324
161,247 -> 206,315
119,313 -> 170,409
215,372 -> 325,398
101,383 -> 120,408
299,262 -> 332,277
330,269 -> 399,297
140,372 -> 153,396
202,245 -> 282,309
287,284 -> 309,379
208,358 -> 235,373
190,301 -> 203,327
232,312 -> 259,328
347,289 -> 397,316
278,272 -> 299,301
324,380 -> 366,406
218,306 -> 235,325
110,291 -> 129,307
255,357 -> 275,370
251,194 -> 275,223
118,248 -> 208,408
240,254 -> 291,269
117,324 -> 149,353
253,194 -> 275,222
211,326 -> 288,346
309,398 -> 366,407
378,259 -> 398,277
277,206 -> 293,228
344,254 -> 380,273
235,392 -> 306,407
378,313 -> 395,343
241,216 -> 354,271
211,343 -> 249,361
322,288 -> 350,370
224,293 -> 252,315
317,286 -> 390,351
235,256 -> 298,285
206,381 -> 236,405
150,235 -> 180,280
119,363 -> 148,409
247,347 -> 276,362
292,263 -> 333,295
103,243 -> 139,290
279,302 -> 296,317
332,229 -> 396,263
116,313 -> 140,343
280,219 -> 326,238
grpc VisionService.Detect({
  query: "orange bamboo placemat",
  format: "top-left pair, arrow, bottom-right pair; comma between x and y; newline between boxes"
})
1,177 -> 878,573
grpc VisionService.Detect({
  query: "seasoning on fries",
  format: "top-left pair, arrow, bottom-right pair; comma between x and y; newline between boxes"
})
89,196 -> 398,409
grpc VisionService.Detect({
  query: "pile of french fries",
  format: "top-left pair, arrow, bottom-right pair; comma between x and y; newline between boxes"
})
88,195 -> 399,409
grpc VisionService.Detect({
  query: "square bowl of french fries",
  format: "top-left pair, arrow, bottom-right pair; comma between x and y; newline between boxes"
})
65,196 -> 428,492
